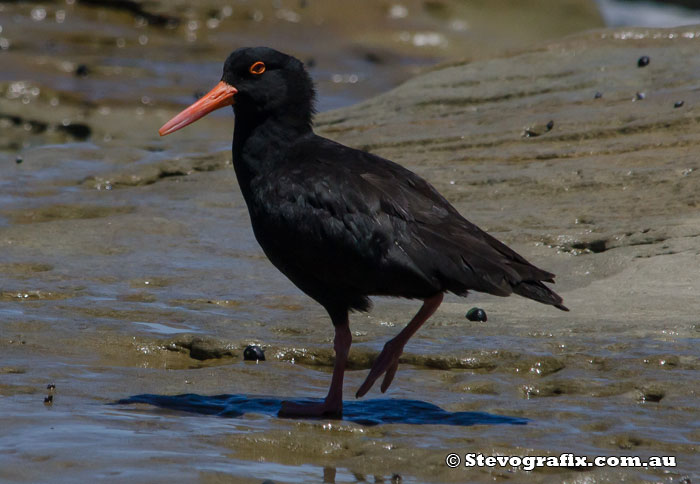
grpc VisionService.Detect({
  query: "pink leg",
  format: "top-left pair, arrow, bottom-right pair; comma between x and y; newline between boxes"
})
279,315 -> 351,417
356,293 -> 443,398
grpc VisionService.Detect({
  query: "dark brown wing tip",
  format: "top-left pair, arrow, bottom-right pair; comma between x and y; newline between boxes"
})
555,303 -> 569,312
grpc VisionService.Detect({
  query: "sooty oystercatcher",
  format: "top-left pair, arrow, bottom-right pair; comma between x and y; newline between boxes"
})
159,47 -> 568,417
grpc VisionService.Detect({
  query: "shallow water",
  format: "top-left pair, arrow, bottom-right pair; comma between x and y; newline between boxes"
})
1,1 -> 699,484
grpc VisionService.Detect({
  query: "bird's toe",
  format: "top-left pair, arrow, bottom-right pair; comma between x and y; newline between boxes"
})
356,341 -> 403,398
380,360 -> 399,393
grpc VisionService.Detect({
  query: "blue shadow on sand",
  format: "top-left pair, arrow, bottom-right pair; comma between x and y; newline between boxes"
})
116,394 -> 528,426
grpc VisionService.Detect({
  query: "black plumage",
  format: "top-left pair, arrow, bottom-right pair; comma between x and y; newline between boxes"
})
243,135 -> 566,313
160,47 -> 567,417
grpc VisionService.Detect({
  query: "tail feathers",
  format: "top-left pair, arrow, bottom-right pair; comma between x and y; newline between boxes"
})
508,260 -> 556,285
512,280 -> 569,311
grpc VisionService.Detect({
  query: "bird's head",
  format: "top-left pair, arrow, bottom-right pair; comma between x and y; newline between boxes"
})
159,47 -> 315,136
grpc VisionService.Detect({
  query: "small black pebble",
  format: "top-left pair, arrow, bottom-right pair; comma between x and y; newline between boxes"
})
391,474 -> 402,483
46,383 -> 56,390
44,395 -> 53,404
57,123 -> 92,139
639,388 -> 664,402
545,120 -> 554,131
364,52 -> 384,64
466,307 -> 487,322
674,100 -> 684,108
637,56 -> 650,67
635,92 -> 645,100
75,64 -> 90,77
244,345 -> 265,361
15,156 -> 23,164
594,91 -> 602,99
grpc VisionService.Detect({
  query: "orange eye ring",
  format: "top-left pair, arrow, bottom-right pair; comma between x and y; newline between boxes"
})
249,61 -> 266,75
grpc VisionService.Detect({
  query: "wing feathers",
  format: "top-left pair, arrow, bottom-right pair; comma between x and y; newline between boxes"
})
266,135 -> 566,310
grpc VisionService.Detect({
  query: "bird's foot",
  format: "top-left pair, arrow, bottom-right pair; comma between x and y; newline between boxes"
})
356,339 -> 403,398
278,398 -> 343,418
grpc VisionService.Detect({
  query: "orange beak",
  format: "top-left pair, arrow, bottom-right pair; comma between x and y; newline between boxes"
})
159,81 -> 238,136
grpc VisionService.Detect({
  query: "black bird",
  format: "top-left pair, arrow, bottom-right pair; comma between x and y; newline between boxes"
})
159,47 -> 568,417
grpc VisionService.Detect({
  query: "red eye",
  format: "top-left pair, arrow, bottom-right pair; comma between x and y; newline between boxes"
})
249,61 -> 266,75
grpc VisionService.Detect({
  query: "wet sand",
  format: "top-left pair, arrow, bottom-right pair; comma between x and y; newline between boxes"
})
1,2 -> 699,483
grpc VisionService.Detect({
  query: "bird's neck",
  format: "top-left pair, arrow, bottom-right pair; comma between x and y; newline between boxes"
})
232,110 -> 312,191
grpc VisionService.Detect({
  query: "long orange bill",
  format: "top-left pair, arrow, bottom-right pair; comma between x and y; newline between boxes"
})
159,81 -> 238,136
